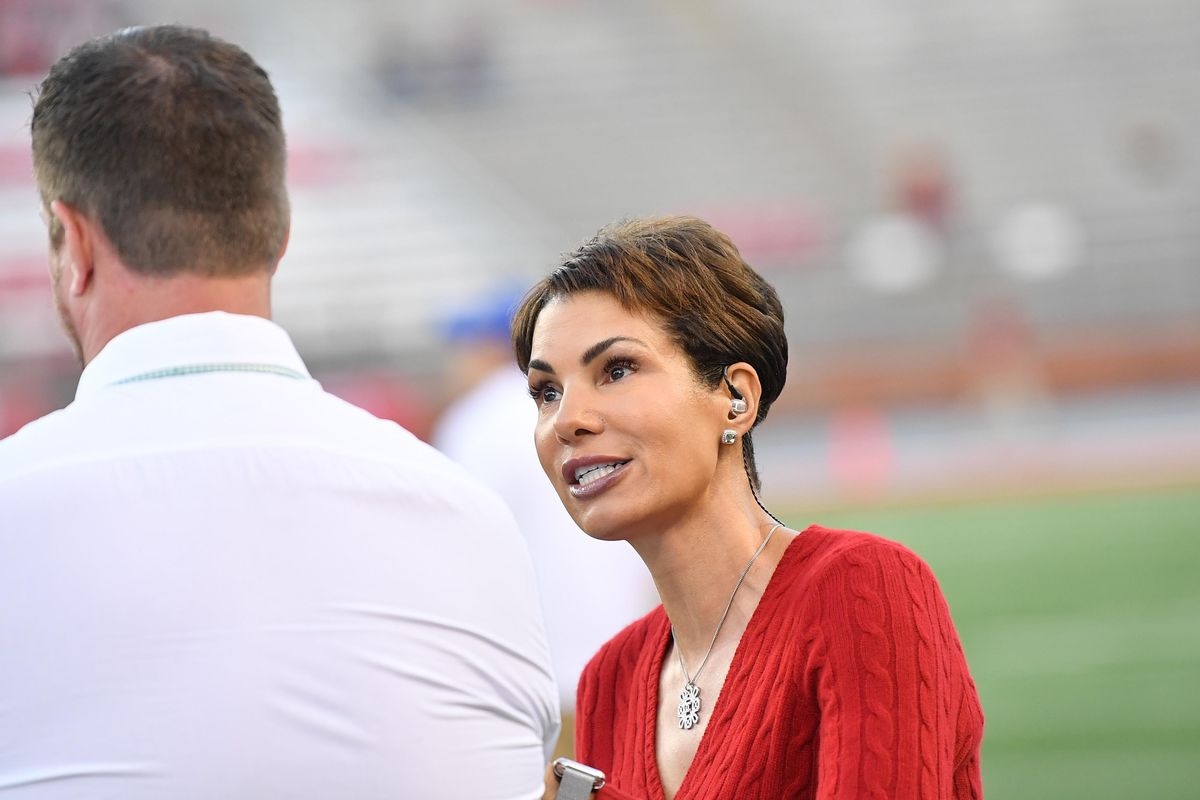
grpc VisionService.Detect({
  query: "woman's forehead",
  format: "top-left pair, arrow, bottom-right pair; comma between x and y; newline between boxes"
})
535,293 -> 656,336
530,293 -> 670,359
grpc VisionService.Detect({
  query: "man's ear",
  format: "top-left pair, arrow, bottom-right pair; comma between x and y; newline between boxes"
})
49,200 -> 96,297
269,220 -> 291,276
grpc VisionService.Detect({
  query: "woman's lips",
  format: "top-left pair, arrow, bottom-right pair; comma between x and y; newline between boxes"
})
564,458 -> 632,499
569,461 -> 630,499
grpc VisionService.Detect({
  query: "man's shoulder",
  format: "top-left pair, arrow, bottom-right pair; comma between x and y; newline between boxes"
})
0,386 -> 478,500
0,407 -> 77,482
304,390 -> 498,490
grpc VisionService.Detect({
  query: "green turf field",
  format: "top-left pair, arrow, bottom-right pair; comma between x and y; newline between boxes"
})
792,484 -> 1200,800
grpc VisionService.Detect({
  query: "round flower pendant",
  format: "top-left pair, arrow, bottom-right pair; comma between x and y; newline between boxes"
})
677,682 -> 702,730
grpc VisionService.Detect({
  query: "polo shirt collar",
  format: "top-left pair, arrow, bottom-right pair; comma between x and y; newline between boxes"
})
75,311 -> 311,401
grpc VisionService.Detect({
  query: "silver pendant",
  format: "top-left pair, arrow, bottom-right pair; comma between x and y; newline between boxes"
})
677,682 -> 701,730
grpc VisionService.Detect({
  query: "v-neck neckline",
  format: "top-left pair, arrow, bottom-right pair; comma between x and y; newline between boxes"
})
641,529 -> 809,800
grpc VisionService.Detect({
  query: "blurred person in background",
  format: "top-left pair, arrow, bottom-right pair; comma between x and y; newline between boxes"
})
432,285 -> 655,757
513,217 -> 984,800
0,25 -> 557,800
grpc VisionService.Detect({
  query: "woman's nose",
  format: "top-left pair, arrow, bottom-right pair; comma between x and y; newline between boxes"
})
552,386 -> 604,443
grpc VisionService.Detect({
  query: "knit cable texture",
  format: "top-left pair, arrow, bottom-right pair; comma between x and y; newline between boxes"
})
578,526 -> 985,800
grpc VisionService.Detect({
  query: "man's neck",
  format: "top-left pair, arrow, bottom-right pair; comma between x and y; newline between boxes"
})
81,271 -> 272,365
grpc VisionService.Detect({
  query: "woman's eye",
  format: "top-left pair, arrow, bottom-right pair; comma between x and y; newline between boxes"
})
530,384 -> 561,404
605,359 -> 636,382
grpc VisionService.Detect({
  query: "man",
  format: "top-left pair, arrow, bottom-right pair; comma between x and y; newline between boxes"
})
0,26 -> 558,799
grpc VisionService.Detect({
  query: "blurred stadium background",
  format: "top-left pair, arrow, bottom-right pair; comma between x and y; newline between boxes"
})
1,1 -> 1197,797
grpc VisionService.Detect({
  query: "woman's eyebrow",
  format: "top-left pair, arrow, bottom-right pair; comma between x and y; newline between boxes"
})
528,336 -> 648,375
580,336 -> 647,366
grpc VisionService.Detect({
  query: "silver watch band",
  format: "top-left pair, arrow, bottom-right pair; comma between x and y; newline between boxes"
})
552,757 -> 605,800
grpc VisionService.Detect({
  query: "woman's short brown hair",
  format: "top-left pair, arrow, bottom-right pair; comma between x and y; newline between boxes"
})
512,215 -> 788,490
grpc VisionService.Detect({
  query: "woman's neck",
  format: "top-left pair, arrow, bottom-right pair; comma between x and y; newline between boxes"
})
630,500 -> 792,665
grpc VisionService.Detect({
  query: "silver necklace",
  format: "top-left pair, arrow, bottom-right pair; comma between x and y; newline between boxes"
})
672,522 -> 782,731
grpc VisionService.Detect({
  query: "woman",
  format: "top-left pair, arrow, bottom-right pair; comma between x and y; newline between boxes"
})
514,217 -> 983,800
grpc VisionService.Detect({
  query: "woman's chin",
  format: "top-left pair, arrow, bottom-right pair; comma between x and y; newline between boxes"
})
571,506 -> 634,543
581,525 -> 630,543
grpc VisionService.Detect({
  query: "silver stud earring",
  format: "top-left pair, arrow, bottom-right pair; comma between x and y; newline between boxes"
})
730,398 -> 748,415
721,429 -> 737,445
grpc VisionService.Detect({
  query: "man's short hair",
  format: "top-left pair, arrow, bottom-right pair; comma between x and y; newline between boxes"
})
31,25 -> 289,276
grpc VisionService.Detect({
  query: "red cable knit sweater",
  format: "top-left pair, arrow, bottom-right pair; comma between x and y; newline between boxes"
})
575,526 -> 984,800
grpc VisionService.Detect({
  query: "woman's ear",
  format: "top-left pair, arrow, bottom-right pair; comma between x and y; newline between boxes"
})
723,362 -> 762,433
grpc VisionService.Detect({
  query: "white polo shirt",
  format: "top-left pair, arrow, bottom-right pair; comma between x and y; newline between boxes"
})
0,312 -> 559,800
